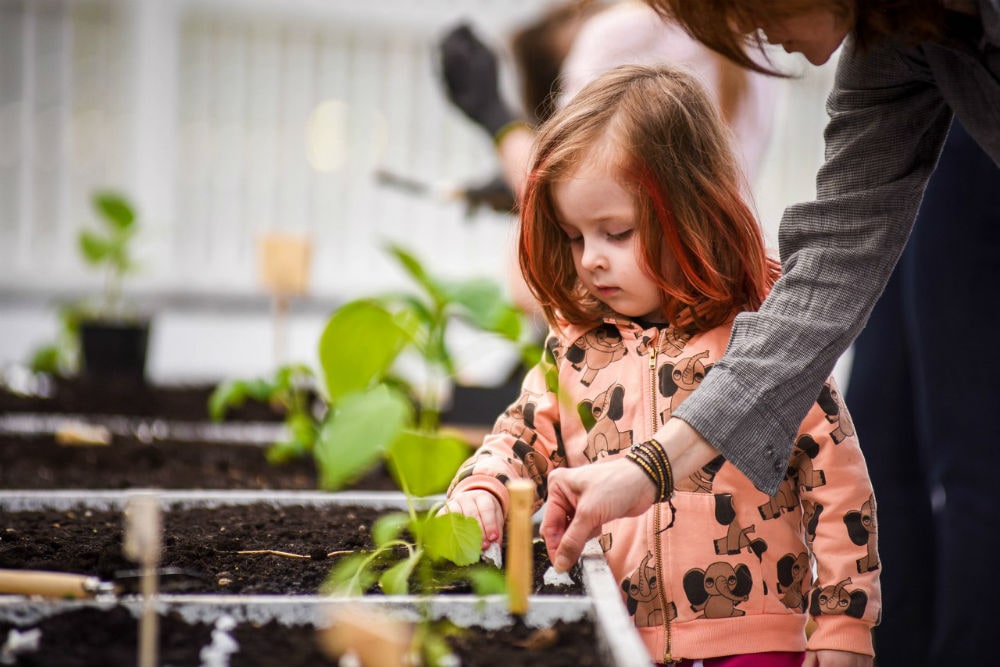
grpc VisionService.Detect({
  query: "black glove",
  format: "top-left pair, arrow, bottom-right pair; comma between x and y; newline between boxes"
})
461,173 -> 517,216
438,23 -> 520,138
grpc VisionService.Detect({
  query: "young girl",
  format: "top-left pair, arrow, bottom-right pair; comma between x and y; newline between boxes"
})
443,64 -> 880,667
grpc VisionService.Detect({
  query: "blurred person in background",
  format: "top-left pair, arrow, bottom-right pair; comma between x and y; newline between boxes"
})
441,0 -> 773,200
439,0 -> 774,314
495,2 -> 997,667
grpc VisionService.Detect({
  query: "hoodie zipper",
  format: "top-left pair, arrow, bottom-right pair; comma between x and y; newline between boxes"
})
648,341 -> 674,665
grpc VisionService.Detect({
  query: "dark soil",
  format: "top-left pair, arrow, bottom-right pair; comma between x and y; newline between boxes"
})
0,432 -> 405,491
0,378 -> 288,422
0,503 -> 582,596
0,376 -> 500,491
0,375 -> 516,427
0,606 -> 599,667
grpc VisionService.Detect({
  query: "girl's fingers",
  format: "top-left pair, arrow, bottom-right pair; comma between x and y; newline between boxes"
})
444,492 -> 504,549
474,493 -> 502,544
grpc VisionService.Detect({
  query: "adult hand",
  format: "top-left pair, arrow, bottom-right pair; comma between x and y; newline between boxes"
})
540,458 -> 657,573
438,23 -> 518,137
802,650 -> 873,667
541,418 -> 719,572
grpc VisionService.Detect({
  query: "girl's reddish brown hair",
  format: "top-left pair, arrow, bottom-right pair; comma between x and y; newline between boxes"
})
519,64 -> 779,334
644,0 -> 944,75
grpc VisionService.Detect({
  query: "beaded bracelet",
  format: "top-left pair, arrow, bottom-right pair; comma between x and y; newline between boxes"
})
625,438 -> 675,503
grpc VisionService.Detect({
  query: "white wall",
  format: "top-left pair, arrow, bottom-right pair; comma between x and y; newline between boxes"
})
0,0 -> 845,386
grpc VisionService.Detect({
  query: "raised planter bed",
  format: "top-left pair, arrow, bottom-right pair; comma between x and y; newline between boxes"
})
0,491 -> 577,596
0,492 -> 653,667
0,395 -> 489,492
0,593 -> 647,667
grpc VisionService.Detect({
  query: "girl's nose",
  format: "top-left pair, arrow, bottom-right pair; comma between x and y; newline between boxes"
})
580,242 -> 606,271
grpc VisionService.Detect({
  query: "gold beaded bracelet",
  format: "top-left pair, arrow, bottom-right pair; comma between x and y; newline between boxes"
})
625,438 -> 675,503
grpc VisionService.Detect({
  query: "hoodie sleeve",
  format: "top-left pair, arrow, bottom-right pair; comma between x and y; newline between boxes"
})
794,377 -> 881,656
446,333 -> 566,517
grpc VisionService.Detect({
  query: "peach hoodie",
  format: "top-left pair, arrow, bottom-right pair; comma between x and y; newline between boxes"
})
447,316 -> 881,663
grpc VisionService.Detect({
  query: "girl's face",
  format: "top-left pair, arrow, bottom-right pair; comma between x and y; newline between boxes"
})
756,8 -> 851,65
552,158 -> 665,323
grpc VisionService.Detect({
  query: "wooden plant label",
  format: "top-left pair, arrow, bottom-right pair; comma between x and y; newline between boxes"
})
257,231 -> 313,296
506,479 -> 534,616
54,422 -> 111,446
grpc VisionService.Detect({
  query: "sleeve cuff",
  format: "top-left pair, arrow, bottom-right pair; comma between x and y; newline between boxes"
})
807,616 -> 876,657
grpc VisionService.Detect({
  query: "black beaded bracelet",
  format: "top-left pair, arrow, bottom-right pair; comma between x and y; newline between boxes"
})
625,438 -> 675,503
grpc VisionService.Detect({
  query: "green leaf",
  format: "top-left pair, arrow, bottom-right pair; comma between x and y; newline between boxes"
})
467,565 -> 507,595
207,380 -> 245,421
287,412 -> 317,446
387,430 -> 471,497
440,278 -> 523,340
372,512 -> 410,547
386,243 -> 446,307
78,230 -> 113,265
419,513 -> 482,566
93,192 -> 135,231
207,378 -> 274,421
420,628 -> 456,667
378,551 -> 421,595
318,300 -> 409,403
314,385 -> 412,491
273,363 -> 314,395
29,345 -> 61,375
322,552 -> 376,596
265,439 -> 308,464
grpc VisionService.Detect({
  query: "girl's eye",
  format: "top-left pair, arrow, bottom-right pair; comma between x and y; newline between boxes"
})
567,236 -> 584,245
608,229 -> 634,242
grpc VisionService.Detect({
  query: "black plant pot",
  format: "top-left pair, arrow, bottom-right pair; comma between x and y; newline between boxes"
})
79,317 -> 151,385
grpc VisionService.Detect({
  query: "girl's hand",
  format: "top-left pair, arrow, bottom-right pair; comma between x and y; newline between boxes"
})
441,490 -> 504,549
802,649 -> 873,667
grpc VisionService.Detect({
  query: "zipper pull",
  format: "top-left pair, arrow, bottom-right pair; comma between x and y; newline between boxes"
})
649,346 -> 657,370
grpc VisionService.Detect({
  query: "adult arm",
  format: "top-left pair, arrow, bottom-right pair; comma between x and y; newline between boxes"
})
673,39 -> 953,493
542,38 -> 955,570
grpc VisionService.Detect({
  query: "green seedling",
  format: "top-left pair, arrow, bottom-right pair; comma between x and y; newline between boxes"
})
312,243 -> 540,491
78,191 -> 140,320
209,242 -> 541,494
29,305 -> 82,376
322,448 -> 506,667
208,363 -> 318,463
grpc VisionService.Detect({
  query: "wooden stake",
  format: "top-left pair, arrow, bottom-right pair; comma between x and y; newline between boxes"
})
257,232 -> 313,368
272,294 -> 289,368
124,493 -> 161,667
506,479 -> 534,616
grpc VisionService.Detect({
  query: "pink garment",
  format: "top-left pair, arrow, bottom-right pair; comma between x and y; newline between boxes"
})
558,1 -> 774,186
666,651 -> 806,667
448,316 -> 881,661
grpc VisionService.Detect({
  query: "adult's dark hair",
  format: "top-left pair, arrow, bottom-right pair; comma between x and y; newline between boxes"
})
644,0 -> 945,75
510,1 -> 607,123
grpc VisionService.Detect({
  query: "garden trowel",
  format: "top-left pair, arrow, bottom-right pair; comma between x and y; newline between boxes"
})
0,567 -> 207,599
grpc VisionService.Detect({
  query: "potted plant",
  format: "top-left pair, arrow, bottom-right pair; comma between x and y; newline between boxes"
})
75,191 -> 149,384
29,191 -> 149,385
